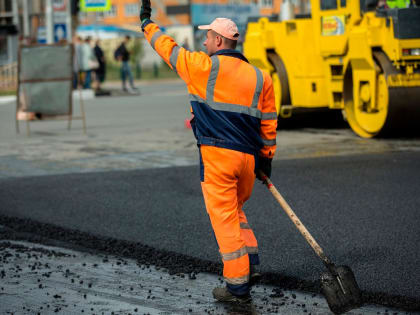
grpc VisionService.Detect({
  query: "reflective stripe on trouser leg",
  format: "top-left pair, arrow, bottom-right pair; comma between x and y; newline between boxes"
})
239,217 -> 259,265
221,247 -> 250,292
200,145 -> 255,296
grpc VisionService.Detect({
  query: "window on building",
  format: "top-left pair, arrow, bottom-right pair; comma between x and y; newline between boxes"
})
259,0 -> 273,8
321,0 -> 338,10
125,3 -> 139,17
104,5 -> 117,17
0,36 -> 8,58
0,0 -> 13,12
78,11 -> 88,20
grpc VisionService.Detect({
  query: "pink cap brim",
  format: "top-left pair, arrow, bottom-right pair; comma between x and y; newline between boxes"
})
197,19 -> 240,41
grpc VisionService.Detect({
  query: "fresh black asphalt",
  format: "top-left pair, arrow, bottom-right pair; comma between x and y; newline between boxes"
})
1,151 -> 419,311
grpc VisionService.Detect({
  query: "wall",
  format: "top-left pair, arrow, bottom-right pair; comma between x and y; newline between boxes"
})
79,0 -> 285,28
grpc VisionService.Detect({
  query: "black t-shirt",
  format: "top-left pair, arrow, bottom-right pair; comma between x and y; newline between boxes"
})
94,45 -> 104,65
118,43 -> 130,62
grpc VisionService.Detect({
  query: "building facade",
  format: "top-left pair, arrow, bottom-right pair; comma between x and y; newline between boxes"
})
78,0 -> 285,52
80,0 -> 283,28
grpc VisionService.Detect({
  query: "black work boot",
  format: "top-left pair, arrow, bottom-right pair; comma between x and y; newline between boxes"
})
212,287 -> 251,304
250,265 -> 262,286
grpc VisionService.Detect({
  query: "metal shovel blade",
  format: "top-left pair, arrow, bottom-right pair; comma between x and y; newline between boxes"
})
321,265 -> 363,314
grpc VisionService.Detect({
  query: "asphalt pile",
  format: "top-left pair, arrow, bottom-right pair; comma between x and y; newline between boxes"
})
0,238 -> 341,315
0,215 -> 221,276
0,214 -> 319,297
0,215 -> 418,314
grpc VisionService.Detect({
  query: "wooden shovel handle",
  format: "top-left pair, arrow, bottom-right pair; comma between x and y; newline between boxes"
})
259,171 -> 332,267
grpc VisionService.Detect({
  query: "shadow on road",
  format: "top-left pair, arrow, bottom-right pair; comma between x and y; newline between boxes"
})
278,109 -> 349,130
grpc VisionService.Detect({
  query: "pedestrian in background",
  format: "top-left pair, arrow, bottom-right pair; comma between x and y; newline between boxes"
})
182,37 -> 190,50
72,35 -> 82,89
115,36 -> 138,93
81,36 -> 98,89
94,39 -> 106,92
377,0 -> 390,9
140,0 -> 277,305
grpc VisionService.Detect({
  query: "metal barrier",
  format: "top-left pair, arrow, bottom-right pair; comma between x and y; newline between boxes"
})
0,62 -> 18,90
16,44 -> 86,136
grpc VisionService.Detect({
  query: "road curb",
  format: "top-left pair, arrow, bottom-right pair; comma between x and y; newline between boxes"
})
0,95 -> 16,104
0,90 -> 96,105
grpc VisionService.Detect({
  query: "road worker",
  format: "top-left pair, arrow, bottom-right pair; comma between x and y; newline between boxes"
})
140,0 -> 277,304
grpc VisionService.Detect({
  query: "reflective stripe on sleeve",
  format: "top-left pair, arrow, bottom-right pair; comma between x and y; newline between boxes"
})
251,66 -> 264,108
225,274 -> 250,285
261,112 -> 278,120
246,246 -> 258,254
169,46 -> 180,74
221,246 -> 248,262
262,138 -> 276,146
150,30 -> 164,50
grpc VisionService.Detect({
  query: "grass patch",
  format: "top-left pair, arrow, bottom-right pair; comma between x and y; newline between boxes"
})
106,62 -> 178,81
0,89 -> 16,96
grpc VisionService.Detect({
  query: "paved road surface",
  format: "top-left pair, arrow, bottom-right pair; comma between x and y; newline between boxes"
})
3,239 -> 407,314
1,80 -> 420,313
1,151 -> 419,311
2,80 -> 420,179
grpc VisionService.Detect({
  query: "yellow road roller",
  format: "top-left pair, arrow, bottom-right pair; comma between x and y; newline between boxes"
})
243,0 -> 420,137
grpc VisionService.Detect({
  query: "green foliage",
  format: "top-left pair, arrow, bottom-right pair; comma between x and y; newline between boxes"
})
129,38 -> 144,66
105,61 -> 178,81
0,89 -> 16,96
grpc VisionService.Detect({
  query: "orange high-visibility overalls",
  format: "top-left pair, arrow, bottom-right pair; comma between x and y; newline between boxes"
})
143,21 -> 277,296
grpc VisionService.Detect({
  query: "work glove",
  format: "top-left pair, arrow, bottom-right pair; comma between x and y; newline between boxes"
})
256,156 -> 272,182
140,0 -> 152,25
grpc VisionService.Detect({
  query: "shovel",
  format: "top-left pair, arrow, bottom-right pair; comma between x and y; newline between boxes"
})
259,171 -> 363,314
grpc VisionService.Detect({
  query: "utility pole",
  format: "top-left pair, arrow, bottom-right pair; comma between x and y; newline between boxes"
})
65,0 -> 73,42
70,0 -> 80,42
46,0 -> 54,44
22,0 -> 30,38
12,0 -> 19,30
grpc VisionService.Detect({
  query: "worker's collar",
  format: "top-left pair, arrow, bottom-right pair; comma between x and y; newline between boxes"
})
212,49 -> 249,63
